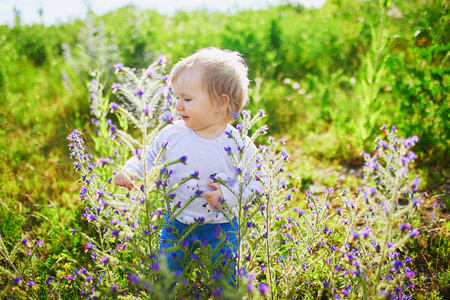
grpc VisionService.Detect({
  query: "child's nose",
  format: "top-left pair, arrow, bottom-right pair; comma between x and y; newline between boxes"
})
175,99 -> 184,111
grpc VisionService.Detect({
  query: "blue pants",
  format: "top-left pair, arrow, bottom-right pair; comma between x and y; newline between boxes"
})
160,215 -> 239,283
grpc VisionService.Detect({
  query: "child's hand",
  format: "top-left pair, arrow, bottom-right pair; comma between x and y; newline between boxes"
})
114,173 -> 136,190
205,183 -> 224,210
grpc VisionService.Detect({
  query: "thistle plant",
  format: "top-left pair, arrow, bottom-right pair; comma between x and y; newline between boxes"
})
338,125 -> 421,299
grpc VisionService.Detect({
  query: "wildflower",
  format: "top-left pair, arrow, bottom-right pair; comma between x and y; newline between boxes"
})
411,178 -> 420,188
242,109 -> 251,116
85,241 -> 93,251
22,237 -> 28,244
406,271 -> 415,278
111,82 -> 120,91
26,280 -> 35,287
258,109 -> 266,117
158,55 -> 167,64
12,277 -> 22,285
152,263 -> 160,271
259,283 -> 269,294
46,276 -> 54,284
409,228 -> 419,237
236,124 -> 244,130
143,107 -> 150,114
231,112 -> 239,118
359,228 -> 371,239
146,68 -> 154,77
400,223 -> 411,232
114,62 -> 124,70
259,125 -> 269,133
35,239 -> 43,247
100,257 -> 109,264
181,240 -> 189,248
179,156 -> 187,164
86,276 -> 93,283
159,112 -> 173,122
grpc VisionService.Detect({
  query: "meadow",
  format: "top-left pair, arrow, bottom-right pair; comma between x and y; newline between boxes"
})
0,0 -> 449,299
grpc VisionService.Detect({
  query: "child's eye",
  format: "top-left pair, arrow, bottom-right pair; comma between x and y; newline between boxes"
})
184,98 -> 192,102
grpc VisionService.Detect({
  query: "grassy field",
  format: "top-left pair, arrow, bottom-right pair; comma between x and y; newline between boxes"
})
0,0 -> 449,298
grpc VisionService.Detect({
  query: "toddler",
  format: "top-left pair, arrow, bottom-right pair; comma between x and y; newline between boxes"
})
114,47 -> 266,283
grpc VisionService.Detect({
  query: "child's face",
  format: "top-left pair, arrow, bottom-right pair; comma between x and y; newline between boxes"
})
172,69 -> 227,139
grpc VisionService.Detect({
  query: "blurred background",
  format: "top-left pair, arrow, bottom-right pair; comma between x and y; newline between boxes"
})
0,0 -> 449,296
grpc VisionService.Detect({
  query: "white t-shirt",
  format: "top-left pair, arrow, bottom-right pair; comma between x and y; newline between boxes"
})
123,121 -> 266,224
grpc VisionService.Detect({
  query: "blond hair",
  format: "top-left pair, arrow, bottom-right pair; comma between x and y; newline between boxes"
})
170,47 -> 249,122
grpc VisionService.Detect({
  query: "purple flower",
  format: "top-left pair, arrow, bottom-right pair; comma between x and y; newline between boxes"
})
406,271 -> 415,278
158,55 -> 167,64
236,124 -> 244,130
259,283 -> 269,294
111,82 -> 121,91
127,275 -> 140,283
386,241 -> 394,248
259,125 -> 269,133
100,257 -> 109,264
258,109 -> 266,116
359,228 -> 371,239
22,237 -> 28,244
179,156 -> 187,164
109,125 -> 116,132
409,228 -> 419,237
12,277 -> 22,285
26,280 -> 35,287
85,241 -> 93,251
35,239 -> 43,247
411,178 -> 420,188
114,63 -> 124,70
231,112 -> 239,118
400,223 -> 411,232
143,107 -> 150,114
46,276 -> 54,284
152,263 -> 160,271
136,89 -> 144,97
146,68 -> 154,77
86,276 -> 93,283
180,240 -> 189,248
242,109 -> 251,116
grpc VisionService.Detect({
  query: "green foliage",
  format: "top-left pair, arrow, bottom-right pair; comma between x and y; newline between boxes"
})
0,206 -> 25,252
0,0 -> 449,297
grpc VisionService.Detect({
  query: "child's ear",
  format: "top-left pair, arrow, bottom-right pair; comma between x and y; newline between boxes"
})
217,94 -> 230,112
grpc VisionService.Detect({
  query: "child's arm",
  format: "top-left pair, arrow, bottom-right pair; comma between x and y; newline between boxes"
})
204,183 -> 225,209
113,173 -> 136,190
114,139 -> 164,190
